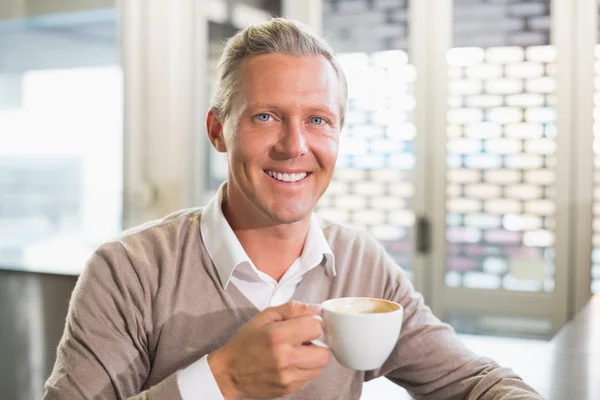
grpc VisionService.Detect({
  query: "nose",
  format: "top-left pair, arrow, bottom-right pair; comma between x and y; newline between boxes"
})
276,119 -> 308,158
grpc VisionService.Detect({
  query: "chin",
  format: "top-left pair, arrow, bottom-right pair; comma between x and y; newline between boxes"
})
267,205 -> 313,225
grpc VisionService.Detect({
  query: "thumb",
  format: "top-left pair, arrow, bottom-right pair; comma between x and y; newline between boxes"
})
259,301 -> 322,324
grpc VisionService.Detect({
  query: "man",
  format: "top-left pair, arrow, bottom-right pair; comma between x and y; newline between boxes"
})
44,18 -> 542,400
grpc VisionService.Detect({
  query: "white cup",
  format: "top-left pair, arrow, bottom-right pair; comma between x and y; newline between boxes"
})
312,297 -> 403,371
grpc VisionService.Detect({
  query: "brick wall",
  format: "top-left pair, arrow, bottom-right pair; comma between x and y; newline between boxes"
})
320,0 -> 414,276
445,45 -> 556,291
320,0 -> 557,286
323,0 -> 551,52
323,0 -> 408,52
454,0 -> 550,47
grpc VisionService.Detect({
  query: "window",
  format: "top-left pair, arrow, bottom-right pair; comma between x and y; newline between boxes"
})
0,7 -> 122,274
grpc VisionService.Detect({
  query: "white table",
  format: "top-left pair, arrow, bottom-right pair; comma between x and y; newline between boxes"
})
362,295 -> 600,400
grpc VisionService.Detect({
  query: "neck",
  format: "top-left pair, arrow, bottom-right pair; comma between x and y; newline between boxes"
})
222,188 -> 311,282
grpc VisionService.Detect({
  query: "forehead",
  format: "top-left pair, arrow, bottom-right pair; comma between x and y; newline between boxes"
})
236,54 -> 341,111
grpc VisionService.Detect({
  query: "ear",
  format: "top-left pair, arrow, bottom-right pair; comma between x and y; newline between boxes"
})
206,108 -> 227,153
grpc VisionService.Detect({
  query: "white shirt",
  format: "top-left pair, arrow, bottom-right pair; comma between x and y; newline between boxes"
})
177,184 -> 335,399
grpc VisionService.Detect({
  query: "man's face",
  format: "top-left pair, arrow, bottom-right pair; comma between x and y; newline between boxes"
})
208,54 -> 342,225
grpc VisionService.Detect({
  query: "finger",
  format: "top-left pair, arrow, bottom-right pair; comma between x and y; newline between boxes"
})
291,344 -> 330,370
272,315 -> 324,345
277,301 -> 322,321
260,301 -> 321,324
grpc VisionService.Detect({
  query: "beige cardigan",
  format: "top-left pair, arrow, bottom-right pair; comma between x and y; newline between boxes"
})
44,209 -> 542,399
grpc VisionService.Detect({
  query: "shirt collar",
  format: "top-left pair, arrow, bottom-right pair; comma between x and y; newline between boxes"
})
200,182 -> 336,289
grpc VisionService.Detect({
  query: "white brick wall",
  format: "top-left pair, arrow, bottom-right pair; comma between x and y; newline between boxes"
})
322,0 -> 558,289
508,2 -> 547,18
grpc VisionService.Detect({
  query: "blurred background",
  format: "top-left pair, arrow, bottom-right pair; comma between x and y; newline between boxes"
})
1,0 -> 599,398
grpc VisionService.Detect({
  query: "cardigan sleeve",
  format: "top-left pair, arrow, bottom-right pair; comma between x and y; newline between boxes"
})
43,243 -> 183,400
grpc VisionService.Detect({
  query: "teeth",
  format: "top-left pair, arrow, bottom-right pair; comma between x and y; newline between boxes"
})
266,170 -> 308,183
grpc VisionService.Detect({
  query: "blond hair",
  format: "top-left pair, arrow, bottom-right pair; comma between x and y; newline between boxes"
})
212,17 -> 348,125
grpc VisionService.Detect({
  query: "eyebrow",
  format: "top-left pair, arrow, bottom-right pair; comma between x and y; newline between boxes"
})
247,102 -> 339,117
246,102 -> 284,112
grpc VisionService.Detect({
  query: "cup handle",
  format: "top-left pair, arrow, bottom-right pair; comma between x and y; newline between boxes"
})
311,315 -> 329,349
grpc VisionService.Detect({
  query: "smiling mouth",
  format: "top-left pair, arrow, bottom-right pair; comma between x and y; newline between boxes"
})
264,170 -> 311,183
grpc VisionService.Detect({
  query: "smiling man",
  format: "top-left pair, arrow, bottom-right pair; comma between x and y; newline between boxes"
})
44,18 -> 542,400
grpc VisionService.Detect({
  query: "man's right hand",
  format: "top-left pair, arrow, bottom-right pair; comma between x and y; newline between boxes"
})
207,301 -> 330,399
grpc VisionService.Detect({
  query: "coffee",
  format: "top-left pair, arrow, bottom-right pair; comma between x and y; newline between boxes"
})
325,298 -> 399,314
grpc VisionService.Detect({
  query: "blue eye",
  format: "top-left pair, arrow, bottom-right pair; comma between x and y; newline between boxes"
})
255,113 -> 272,122
310,117 -> 325,125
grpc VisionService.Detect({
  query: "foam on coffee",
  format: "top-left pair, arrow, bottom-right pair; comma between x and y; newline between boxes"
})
325,298 -> 399,314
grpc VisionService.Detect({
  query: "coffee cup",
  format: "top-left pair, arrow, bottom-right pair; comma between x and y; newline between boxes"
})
312,297 -> 403,371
